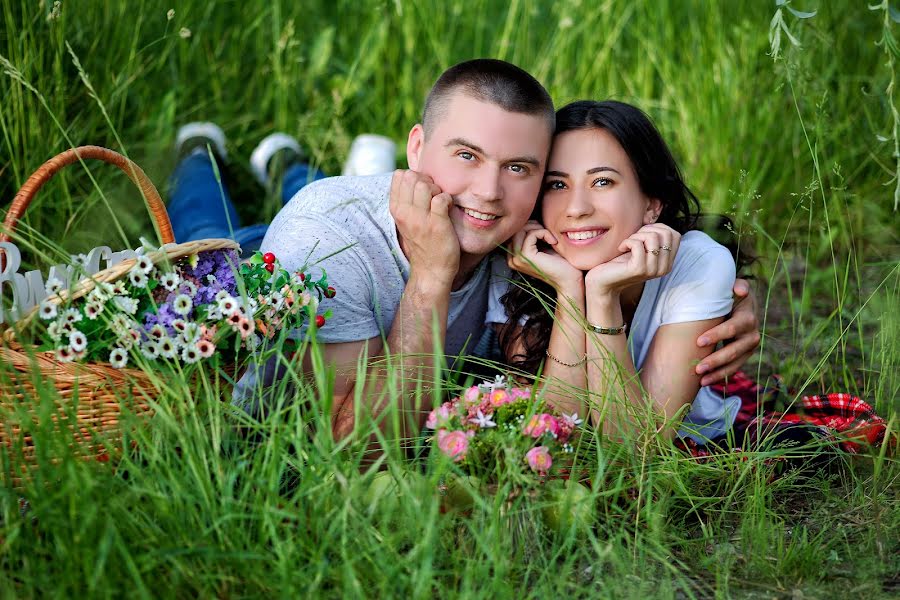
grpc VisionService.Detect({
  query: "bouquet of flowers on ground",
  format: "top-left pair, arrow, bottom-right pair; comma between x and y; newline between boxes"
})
35,248 -> 333,369
426,375 -> 586,482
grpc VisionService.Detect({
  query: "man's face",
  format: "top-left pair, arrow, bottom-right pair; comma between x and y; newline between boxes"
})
407,92 -> 552,264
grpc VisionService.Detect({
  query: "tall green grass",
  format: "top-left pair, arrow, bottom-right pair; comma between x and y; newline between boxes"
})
1,1 -> 898,597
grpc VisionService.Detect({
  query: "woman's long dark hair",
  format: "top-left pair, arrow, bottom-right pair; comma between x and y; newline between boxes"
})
499,100 -> 747,373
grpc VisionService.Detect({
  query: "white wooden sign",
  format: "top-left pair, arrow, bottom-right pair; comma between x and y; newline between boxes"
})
0,241 -> 151,324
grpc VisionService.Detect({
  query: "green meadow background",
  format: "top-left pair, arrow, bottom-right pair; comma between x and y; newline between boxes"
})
1,1 -> 898,597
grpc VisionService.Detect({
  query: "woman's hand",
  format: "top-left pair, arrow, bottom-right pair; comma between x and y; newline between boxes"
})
584,224 -> 681,297
508,220 -> 584,293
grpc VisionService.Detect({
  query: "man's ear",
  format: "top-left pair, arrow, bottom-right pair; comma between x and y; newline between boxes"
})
406,124 -> 425,171
643,198 -> 663,225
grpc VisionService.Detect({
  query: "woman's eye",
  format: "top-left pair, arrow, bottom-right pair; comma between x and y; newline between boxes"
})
544,180 -> 566,191
593,177 -> 612,187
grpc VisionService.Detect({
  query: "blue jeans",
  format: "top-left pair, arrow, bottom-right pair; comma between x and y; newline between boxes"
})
167,153 -> 326,253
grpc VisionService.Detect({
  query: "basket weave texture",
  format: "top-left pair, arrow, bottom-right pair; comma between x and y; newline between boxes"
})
0,146 -> 239,481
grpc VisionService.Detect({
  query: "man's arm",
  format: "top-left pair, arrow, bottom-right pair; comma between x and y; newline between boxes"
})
694,278 -> 761,386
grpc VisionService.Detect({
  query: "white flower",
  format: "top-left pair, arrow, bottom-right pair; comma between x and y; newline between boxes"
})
562,412 -> 584,427
110,314 -> 132,336
135,255 -> 154,274
85,301 -> 103,320
171,318 -> 187,333
214,289 -> 230,301
181,344 -> 201,364
112,282 -> 128,296
158,337 -> 178,358
87,283 -> 112,303
166,8 -> 175,21
160,272 -> 181,291
173,294 -> 192,316
119,329 -> 140,349
44,277 -> 64,295
109,348 -> 128,369
478,374 -> 507,394
38,301 -> 58,320
217,295 -> 238,315
179,27 -> 191,39
180,322 -> 201,344
56,347 -> 75,362
471,410 -> 497,429
180,280 -> 198,297
141,341 -> 160,359
62,308 -> 82,324
206,307 -> 222,321
68,330 -> 87,353
47,321 -> 64,341
270,290 -> 284,309
113,296 -> 139,315
128,269 -> 148,288
148,324 -> 166,339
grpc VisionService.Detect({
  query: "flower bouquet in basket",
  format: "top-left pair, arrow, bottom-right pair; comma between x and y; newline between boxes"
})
427,376 -> 595,533
34,247 -> 333,372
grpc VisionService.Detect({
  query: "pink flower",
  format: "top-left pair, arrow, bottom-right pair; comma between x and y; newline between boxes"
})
437,430 -> 470,462
525,446 -> 552,474
511,387 -> 531,399
197,339 -> 216,358
523,413 -> 561,438
425,403 -> 453,430
463,386 -> 481,404
489,389 -> 512,407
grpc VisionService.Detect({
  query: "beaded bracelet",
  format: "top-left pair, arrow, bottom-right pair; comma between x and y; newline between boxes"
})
545,349 -> 587,367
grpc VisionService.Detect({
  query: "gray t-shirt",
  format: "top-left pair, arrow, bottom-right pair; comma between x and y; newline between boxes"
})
234,174 -> 501,405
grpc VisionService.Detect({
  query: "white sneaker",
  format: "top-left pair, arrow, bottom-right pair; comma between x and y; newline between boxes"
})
175,122 -> 228,161
250,132 -> 303,188
342,134 -> 396,176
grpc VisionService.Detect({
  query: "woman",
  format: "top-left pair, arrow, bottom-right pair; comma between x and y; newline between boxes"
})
493,100 -> 742,445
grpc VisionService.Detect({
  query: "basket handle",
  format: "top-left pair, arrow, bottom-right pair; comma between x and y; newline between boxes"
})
0,145 -> 174,245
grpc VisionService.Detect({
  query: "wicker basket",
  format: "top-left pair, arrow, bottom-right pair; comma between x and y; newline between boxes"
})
0,146 -> 239,483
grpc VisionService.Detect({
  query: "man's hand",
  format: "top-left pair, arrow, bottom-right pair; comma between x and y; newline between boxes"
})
389,170 -> 459,289
695,278 -> 761,386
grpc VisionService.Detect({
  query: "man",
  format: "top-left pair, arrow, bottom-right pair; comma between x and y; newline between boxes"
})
233,58 -> 760,441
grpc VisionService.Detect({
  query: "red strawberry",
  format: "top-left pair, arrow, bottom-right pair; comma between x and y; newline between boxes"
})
263,252 -> 276,264
315,315 -> 326,328
264,263 -> 275,273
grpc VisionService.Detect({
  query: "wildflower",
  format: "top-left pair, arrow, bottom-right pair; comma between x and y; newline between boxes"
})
109,347 -> 128,369
148,324 -> 166,339
38,301 -> 58,320
62,308 -> 82,324
489,389 -> 512,407
47,321 -> 64,341
463,386 -> 481,404
425,403 -> 454,429
215,294 -> 238,315
56,347 -> 75,362
110,314 -> 131,336
128,269 -> 148,288
470,409 -> 496,429
113,296 -> 139,315
160,272 -> 181,291
119,329 -> 140,349
167,8 -> 175,20
141,341 -> 160,359
562,412 -> 583,427
523,414 -> 561,439
47,0 -> 61,21
171,319 -> 187,333
237,317 -> 254,338
180,322 -> 201,344
200,325 -> 217,341
112,282 -> 128,296
85,301 -> 103,320
226,311 -> 244,326
68,330 -> 87,353
179,27 -> 191,39
135,255 -> 154,274
181,344 -> 201,364
180,280 -> 198,297
158,337 -> 177,358
196,339 -> 215,358
525,446 -> 552,474
44,277 -> 64,295
437,430 -> 471,462
172,294 -> 192,316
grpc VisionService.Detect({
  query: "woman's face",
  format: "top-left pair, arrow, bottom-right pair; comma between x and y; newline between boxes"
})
540,128 -> 661,271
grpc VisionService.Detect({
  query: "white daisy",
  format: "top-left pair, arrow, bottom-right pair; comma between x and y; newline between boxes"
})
109,347 -> 128,369
119,329 -> 140,349
47,321 -> 64,341
84,301 -> 103,320
110,314 -> 132,336
140,341 -> 160,359
113,296 -> 138,315
171,319 -> 187,333
62,308 -> 82,324
68,330 -> 87,353
148,324 -> 166,339
38,301 -> 58,321
128,269 -> 148,288
135,255 -> 154,274
179,280 -> 198,297
112,282 -> 128,296
173,294 -> 192,316
217,295 -> 238,315
214,289 -> 230,302
181,344 -> 201,364
44,277 -> 64,295
158,337 -> 178,359
56,347 -> 76,362
160,272 -> 181,291
180,322 -> 201,345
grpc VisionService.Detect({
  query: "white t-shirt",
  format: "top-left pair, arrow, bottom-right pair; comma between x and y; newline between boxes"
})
486,230 -> 740,444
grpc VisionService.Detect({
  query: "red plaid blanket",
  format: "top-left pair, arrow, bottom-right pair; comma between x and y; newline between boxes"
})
680,371 -> 886,455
